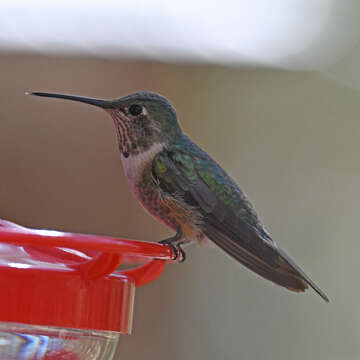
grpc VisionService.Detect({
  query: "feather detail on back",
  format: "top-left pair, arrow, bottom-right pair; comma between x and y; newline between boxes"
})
152,135 -> 329,302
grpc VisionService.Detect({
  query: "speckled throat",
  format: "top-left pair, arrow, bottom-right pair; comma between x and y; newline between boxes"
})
108,109 -> 161,157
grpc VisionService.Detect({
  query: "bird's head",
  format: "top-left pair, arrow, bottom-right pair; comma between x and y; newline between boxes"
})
28,91 -> 183,157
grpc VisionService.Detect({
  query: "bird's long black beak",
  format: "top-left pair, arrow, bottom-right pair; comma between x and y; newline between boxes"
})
26,92 -> 114,109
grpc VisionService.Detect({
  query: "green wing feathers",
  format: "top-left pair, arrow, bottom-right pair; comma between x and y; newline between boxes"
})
152,136 -> 329,302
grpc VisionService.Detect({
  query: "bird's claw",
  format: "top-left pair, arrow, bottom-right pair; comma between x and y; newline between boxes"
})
158,239 -> 186,263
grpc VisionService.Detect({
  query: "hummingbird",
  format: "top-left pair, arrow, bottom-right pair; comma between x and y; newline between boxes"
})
28,90 -> 329,302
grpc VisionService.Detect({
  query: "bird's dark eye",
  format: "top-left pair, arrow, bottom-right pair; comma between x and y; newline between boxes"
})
129,104 -> 143,116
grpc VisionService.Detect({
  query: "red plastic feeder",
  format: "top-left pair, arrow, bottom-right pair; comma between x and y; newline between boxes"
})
0,219 -> 175,359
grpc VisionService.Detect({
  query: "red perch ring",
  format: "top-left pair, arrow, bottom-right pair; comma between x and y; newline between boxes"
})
0,219 -> 175,334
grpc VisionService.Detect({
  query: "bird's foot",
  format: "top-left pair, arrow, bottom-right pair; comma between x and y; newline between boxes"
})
158,239 -> 186,263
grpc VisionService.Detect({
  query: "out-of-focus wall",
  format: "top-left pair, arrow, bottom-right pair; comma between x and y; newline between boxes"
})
0,53 -> 358,360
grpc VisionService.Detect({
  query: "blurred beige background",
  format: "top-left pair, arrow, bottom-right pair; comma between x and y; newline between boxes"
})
0,53 -> 358,359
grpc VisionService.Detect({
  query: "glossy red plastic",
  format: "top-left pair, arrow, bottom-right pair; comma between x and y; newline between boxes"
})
0,219 -> 175,334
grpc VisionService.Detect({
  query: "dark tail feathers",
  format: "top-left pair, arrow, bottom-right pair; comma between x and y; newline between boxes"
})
205,225 -> 329,303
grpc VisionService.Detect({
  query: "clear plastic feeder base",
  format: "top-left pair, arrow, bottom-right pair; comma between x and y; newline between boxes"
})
0,322 -> 120,360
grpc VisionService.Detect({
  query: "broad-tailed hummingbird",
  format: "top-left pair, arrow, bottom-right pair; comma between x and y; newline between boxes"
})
28,91 -> 329,302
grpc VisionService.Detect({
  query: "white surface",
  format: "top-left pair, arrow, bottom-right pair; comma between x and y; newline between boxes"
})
0,0 -> 360,70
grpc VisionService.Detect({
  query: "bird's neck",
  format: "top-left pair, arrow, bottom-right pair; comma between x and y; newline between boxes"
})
121,142 -> 164,187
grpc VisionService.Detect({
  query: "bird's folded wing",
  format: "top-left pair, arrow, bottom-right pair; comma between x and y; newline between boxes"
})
152,140 -> 328,302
